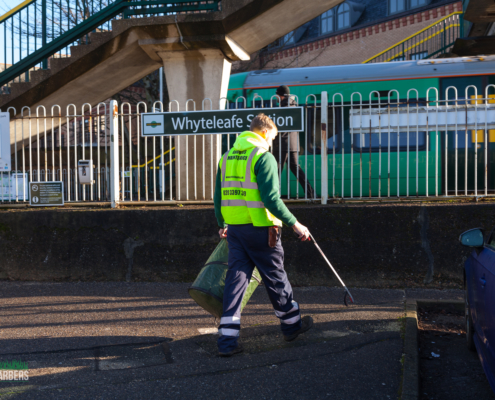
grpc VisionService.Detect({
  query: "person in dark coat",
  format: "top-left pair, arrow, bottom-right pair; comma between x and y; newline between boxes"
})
272,85 -> 315,199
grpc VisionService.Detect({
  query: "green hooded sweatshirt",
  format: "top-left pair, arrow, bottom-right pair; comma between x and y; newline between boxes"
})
214,132 -> 297,228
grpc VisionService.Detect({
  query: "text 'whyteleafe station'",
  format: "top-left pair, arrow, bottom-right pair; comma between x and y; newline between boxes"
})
141,108 -> 304,136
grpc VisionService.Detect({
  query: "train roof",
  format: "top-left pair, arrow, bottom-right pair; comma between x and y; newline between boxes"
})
241,56 -> 495,89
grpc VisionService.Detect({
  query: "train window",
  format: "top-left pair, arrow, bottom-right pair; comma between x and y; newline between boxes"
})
228,101 -> 247,109
354,131 -> 426,151
328,134 -> 339,152
304,106 -> 342,155
410,51 -> 428,60
253,100 -> 272,108
449,130 -> 494,149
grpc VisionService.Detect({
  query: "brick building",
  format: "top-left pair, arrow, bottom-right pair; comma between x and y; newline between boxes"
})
233,0 -> 464,73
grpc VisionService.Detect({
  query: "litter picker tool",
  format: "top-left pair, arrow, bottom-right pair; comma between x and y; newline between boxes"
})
308,233 -> 355,306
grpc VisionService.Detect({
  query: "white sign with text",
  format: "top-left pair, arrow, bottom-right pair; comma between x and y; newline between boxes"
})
0,112 -> 10,172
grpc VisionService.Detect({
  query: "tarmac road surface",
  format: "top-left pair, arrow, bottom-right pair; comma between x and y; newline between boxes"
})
0,283 -> 462,399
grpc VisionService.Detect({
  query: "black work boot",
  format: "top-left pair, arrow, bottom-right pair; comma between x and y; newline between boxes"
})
218,344 -> 244,357
283,316 -> 313,342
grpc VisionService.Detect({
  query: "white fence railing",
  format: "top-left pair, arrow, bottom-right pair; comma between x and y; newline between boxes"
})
2,86 -> 495,207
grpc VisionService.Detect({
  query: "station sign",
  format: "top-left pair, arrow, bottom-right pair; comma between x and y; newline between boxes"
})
0,112 -> 10,172
29,182 -> 64,207
141,107 -> 304,137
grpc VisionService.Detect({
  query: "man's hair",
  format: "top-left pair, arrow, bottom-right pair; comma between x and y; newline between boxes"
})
250,113 -> 277,133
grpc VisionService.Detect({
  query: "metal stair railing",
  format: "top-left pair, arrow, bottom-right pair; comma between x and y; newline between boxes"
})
362,11 -> 464,64
0,0 -> 220,91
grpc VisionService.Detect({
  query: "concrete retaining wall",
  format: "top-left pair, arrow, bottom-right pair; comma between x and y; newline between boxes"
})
0,203 -> 493,288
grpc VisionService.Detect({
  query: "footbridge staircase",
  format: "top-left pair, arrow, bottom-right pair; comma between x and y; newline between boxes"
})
363,11 -> 464,63
0,0 -> 223,110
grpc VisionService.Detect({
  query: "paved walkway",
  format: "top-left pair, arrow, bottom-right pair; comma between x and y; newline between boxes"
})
0,283 -> 462,399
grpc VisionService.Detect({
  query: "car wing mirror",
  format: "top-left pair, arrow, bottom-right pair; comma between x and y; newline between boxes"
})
459,228 -> 484,247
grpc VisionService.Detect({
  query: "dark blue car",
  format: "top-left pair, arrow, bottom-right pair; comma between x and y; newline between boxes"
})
460,228 -> 495,393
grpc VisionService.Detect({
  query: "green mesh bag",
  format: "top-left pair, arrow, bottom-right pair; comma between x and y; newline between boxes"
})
188,239 -> 262,318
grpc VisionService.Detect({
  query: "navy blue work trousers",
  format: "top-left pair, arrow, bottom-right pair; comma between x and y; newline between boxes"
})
217,224 -> 302,353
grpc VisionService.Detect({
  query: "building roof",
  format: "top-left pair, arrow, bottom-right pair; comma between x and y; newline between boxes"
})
266,0 -> 459,52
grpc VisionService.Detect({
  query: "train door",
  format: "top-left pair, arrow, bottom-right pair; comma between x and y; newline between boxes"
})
440,76 -> 495,195
285,103 -> 343,199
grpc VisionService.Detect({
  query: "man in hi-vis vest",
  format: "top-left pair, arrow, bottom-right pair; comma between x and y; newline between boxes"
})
214,113 -> 313,357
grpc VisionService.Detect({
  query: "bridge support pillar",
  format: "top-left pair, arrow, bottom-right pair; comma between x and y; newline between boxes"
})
159,49 -> 231,201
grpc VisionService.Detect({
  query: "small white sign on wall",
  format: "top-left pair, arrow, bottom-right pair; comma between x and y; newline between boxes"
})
0,112 -> 10,172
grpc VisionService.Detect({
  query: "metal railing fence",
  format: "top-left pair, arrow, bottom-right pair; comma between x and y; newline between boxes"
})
346,85 -> 495,199
363,12 -> 463,64
3,86 -> 495,207
1,102 -> 113,202
0,0 -> 220,91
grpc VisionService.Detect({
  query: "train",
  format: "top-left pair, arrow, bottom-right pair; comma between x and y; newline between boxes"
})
225,57 -> 495,198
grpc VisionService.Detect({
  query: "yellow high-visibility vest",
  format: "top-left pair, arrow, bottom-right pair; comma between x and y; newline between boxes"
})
220,131 -> 282,227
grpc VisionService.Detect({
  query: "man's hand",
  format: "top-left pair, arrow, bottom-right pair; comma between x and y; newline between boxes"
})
292,221 -> 310,241
219,227 -> 228,239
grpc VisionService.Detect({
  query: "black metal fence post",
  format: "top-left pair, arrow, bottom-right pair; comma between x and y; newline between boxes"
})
42,0 -> 47,69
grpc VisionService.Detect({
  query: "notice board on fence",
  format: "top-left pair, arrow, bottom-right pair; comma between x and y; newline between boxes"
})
29,182 -> 64,207
0,173 -> 28,201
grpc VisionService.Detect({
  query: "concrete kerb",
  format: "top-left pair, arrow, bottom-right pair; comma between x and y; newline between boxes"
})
401,299 -> 464,400
1,196 -> 493,210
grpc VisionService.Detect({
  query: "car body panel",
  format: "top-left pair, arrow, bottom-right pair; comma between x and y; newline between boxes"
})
474,250 -> 489,345
466,251 -> 480,329
479,247 -> 495,392
465,235 -> 495,394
